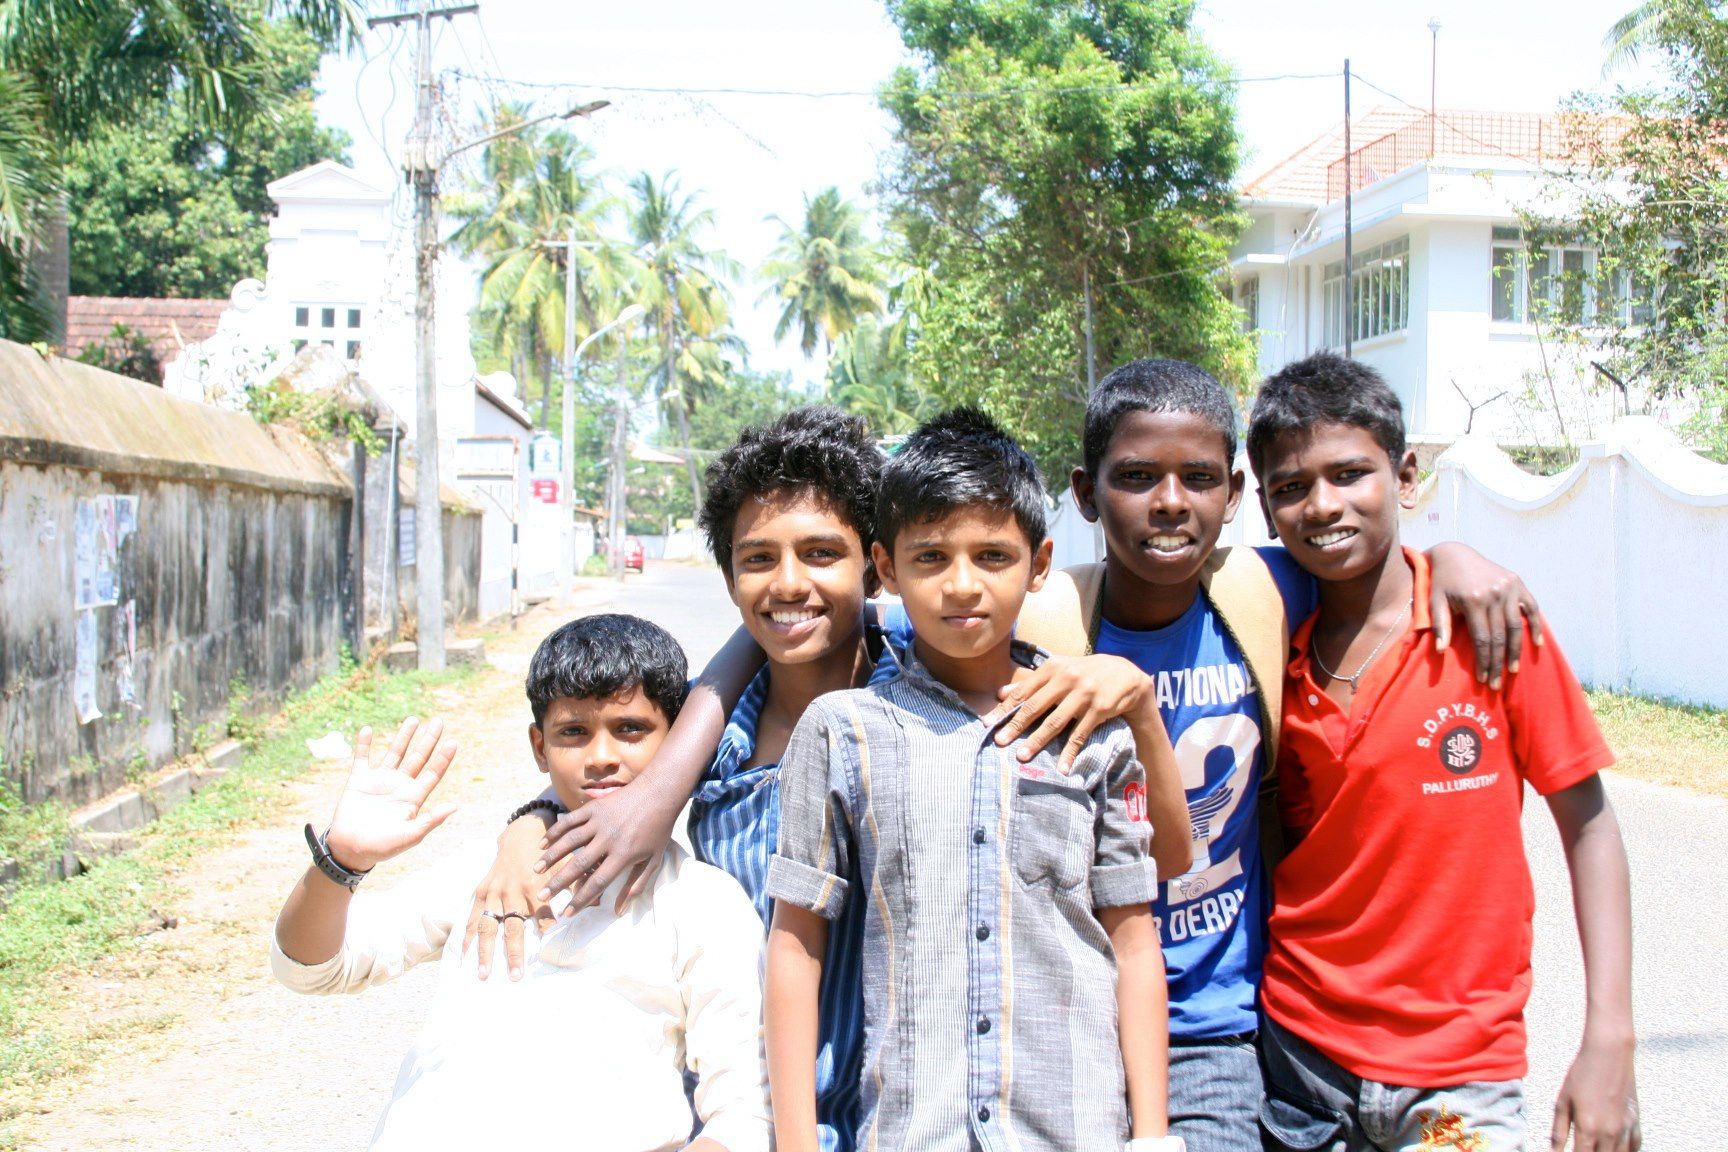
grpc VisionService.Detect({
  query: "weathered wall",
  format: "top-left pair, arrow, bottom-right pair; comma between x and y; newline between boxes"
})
0,341 -> 480,804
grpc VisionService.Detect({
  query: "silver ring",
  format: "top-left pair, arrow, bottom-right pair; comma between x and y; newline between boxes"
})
482,909 -> 504,922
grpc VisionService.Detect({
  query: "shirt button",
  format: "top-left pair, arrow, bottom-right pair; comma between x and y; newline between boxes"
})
975,923 -> 990,941
977,1106 -> 991,1122
976,1017 -> 991,1034
972,827 -> 986,845
1308,693 -> 1319,706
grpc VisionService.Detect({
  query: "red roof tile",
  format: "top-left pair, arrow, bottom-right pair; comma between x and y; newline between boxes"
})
64,296 -> 229,364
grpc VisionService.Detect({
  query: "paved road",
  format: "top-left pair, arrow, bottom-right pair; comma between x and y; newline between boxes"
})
26,561 -> 1722,1148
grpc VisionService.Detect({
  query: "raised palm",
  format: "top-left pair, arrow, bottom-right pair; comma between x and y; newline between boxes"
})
324,717 -> 460,874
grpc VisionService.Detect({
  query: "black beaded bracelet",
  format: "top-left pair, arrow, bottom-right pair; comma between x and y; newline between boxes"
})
507,797 -> 567,827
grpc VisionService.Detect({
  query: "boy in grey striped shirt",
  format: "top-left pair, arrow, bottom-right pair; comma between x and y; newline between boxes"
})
765,408 -> 1182,1152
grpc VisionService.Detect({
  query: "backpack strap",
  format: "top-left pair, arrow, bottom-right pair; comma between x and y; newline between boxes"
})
1016,563 -> 1106,657
1198,545 -> 1291,867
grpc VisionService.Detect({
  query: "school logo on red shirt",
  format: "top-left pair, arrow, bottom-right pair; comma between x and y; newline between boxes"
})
1439,725 -> 1483,774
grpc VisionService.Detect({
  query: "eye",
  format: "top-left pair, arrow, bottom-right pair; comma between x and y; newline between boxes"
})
1186,471 -> 1219,486
615,721 -> 650,738
1116,468 -> 1152,483
561,723 -> 589,738
979,549 -> 1013,564
740,550 -> 772,566
804,547 -> 841,563
913,549 -> 943,564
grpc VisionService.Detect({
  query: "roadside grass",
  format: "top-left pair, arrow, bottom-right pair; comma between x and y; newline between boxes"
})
0,658 -> 477,1142
1590,689 -> 1728,799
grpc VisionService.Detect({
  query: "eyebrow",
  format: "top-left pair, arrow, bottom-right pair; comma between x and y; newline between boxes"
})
902,537 -> 1020,552
1116,456 -> 1222,470
733,531 -> 852,550
1265,454 -> 1377,485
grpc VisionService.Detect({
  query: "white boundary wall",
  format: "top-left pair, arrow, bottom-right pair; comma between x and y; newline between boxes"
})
1050,416 -> 1728,707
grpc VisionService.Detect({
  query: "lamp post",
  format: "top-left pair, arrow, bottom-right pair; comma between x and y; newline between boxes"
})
400,94 -> 608,670
560,301 -> 645,597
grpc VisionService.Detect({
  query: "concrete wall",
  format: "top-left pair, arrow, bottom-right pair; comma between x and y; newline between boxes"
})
0,340 -> 481,804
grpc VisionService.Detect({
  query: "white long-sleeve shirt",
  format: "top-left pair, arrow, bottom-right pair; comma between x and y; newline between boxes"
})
270,842 -> 770,1152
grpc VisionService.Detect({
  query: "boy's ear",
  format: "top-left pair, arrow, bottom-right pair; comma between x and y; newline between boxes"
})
1069,467 -> 1101,524
1224,467 -> 1245,525
1027,536 -> 1054,593
862,553 -> 883,599
1396,449 -> 1420,509
1257,486 -> 1277,539
871,540 -> 899,596
528,722 -> 549,774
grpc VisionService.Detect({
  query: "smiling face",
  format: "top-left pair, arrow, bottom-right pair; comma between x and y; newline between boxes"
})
1072,409 -> 1243,627
528,687 -> 669,812
724,488 -> 874,669
873,506 -> 1052,667
1259,421 -> 1419,587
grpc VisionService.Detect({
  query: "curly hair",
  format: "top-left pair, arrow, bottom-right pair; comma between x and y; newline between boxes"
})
698,405 -> 884,574
525,613 -> 687,727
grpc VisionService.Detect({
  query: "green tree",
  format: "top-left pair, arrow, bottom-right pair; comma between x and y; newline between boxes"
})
1526,0 -> 1728,457
828,313 -> 935,436
0,0 -> 363,339
759,187 -> 886,358
627,170 -> 741,512
448,107 -> 634,427
878,0 -> 1250,479
0,71 -> 54,338
62,20 -> 350,299
688,368 -> 813,452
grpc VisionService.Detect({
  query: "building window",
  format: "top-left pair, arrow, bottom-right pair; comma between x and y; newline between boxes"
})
1323,235 -> 1410,347
1236,275 -> 1260,334
1491,226 -> 1610,325
292,303 -> 364,362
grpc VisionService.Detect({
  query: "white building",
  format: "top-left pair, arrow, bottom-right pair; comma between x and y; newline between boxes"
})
1229,108 -> 1685,447
167,160 -> 561,619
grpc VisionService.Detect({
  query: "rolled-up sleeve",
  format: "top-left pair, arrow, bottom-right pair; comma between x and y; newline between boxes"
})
678,871 -> 773,1152
765,705 -> 853,921
1088,726 -> 1159,909
269,861 -> 460,994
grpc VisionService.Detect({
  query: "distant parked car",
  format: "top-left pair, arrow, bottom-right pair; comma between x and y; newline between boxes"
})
622,535 -> 646,572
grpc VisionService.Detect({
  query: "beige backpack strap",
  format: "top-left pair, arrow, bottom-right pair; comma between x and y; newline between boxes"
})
1016,563 -> 1105,657
1199,546 -> 1293,868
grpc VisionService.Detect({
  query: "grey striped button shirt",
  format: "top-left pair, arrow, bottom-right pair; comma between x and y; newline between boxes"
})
767,642 -> 1158,1152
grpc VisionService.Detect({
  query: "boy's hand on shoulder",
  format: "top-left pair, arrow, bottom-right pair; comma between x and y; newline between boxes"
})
1426,542 -> 1545,689
1552,1035 -> 1640,1152
986,654 -> 1151,774
324,717 -> 460,875
539,773 -> 680,917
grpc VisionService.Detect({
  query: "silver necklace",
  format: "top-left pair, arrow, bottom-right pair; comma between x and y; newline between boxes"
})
1312,600 -> 1411,693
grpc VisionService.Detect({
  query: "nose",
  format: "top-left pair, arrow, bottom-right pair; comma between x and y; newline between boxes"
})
1150,473 -> 1188,518
943,556 -> 982,599
768,552 -> 811,600
1304,478 -> 1344,524
587,730 -> 623,775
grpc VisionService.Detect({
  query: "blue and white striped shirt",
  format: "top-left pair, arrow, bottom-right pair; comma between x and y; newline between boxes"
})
688,667 -> 865,1152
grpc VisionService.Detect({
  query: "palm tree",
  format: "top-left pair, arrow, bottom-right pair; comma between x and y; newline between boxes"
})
1603,0 -> 1728,74
627,171 -> 740,513
449,110 -> 634,428
0,0 -> 364,339
759,187 -> 886,358
828,314 -> 935,436
0,71 -> 54,338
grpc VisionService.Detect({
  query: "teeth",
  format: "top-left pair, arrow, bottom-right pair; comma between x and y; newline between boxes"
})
1148,535 -> 1191,552
1308,530 -> 1354,547
770,610 -> 817,624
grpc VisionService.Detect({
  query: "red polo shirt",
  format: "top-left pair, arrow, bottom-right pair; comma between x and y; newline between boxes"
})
1261,549 -> 1613,1086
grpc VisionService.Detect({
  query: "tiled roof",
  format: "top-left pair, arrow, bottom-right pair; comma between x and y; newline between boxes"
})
1240,107 -> 1614,204
65,296 -> 229,365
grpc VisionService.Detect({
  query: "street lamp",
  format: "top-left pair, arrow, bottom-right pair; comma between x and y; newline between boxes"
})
561,301 -> 645,597
403,95 -> 609,670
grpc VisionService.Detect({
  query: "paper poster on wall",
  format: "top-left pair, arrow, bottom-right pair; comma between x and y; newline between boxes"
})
115,600 -> 139,709
112,494 -> 139,599
75,609 -> 102,723
75,496 -> 119,608
114,495 -> 138,547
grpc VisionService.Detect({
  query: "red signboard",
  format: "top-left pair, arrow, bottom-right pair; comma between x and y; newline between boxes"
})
531,479 -> 559,504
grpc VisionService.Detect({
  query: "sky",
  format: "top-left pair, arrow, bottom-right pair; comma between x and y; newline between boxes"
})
317,0 -> 1657,391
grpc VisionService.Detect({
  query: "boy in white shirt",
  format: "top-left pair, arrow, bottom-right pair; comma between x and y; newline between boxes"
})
270,614 -> 770,1152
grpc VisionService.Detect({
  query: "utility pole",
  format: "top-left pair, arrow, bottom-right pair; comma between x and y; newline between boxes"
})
1429,19 -> 1441,158
371,0 -> 478,671
1343,58 -> 1354,359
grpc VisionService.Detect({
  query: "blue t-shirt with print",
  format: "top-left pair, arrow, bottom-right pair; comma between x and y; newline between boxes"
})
1093,546 -> 1311,1039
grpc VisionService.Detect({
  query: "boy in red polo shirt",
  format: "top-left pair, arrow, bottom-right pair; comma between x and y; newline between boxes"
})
1245,353 -> 1639,1152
